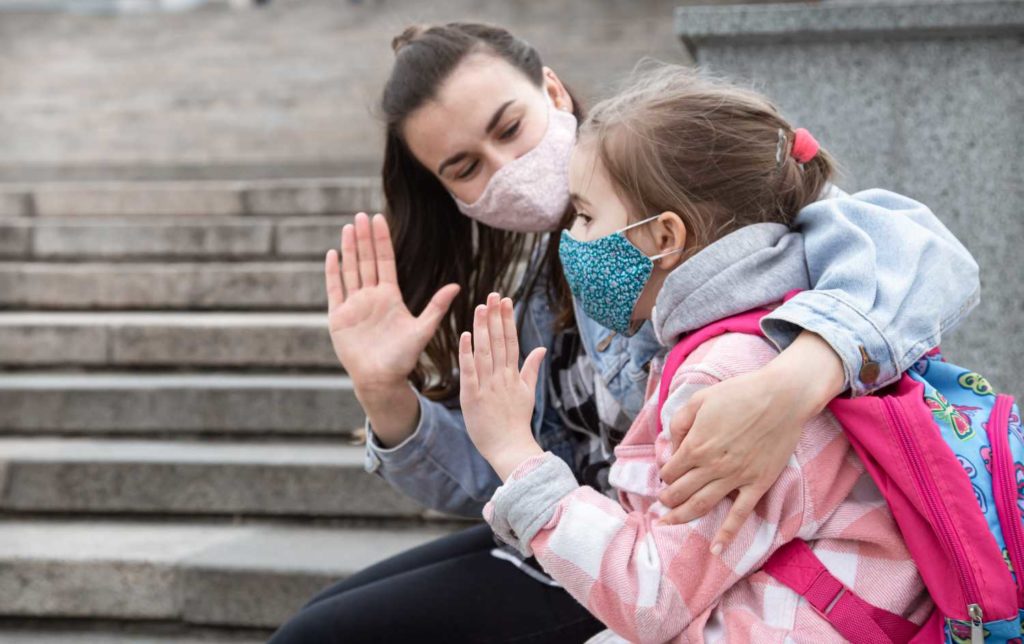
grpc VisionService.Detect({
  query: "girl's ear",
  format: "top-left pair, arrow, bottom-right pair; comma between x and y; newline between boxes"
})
542,66 -> 574,113
654,211 -> 687,269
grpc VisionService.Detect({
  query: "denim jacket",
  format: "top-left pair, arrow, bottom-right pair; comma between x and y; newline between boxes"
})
363,188 -> 980,517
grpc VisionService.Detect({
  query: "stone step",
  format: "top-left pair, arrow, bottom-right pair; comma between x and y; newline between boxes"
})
0,178 -> 383,218
0,262 -> 325,310
0,312 -> 337,369
0,519 -> 453,628
0,438 -> 421,518
0,626 -> 266,644
0,372 -> 363,437
0,216 -> 349,260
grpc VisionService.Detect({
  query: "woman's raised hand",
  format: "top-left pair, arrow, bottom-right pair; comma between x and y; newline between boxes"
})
325,212 -> 460,395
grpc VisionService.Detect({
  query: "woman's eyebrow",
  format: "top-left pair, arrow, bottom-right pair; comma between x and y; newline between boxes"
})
437,100 -> 516,175
484,99 -> 515,135
437,152 -> 468,176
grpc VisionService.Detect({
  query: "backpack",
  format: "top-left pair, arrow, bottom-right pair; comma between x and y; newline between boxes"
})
656,306 -> 1023,644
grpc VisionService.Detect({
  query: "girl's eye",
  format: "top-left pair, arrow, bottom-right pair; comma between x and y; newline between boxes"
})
456,160 -> 478,180
574,212 -> 592,225
498,121 -> 520,140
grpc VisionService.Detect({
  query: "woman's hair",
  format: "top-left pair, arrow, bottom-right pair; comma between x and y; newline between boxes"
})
381,22 -> 581,400
579,63 -> 836,255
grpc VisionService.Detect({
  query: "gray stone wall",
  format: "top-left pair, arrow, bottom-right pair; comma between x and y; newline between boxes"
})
677,0 -> 1023,396
0,0 -> 699,182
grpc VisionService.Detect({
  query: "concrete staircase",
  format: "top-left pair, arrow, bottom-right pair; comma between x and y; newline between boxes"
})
0,179 -> 462,642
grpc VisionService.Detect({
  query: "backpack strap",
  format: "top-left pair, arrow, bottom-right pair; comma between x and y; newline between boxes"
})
655,289 -> 804,425
655,309 -> 769,425
764,540 -> 920,644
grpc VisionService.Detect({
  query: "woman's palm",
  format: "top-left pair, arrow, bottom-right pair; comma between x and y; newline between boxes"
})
325,213 -> 460,388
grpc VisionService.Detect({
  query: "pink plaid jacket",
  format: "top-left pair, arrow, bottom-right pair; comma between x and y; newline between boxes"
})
484,332 -> 933,643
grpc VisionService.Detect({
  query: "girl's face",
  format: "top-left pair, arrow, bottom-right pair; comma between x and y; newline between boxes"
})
567,139 -> 687,322
567,139 -> 633,242
402,54 -> 573,204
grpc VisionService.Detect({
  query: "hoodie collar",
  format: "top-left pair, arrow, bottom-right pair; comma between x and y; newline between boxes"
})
651,223 -> 811,346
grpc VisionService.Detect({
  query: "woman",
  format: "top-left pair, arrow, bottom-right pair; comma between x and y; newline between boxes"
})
269,23 -> 979,643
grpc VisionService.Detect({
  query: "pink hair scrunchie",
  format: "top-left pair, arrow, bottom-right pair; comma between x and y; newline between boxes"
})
791,128 -> 820,164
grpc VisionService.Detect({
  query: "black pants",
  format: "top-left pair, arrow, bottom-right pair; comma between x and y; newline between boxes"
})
267,523 -> 604,643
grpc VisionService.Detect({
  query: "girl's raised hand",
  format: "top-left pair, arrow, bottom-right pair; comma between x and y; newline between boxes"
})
458,293 -> 545,481
325,212 -> 460,395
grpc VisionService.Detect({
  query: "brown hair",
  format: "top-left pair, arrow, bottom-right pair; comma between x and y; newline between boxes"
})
381,23 -> 581,400
579,63 -> 836,254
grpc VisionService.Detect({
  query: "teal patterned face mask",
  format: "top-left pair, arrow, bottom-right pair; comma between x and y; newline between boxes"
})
559,215 -> 684,335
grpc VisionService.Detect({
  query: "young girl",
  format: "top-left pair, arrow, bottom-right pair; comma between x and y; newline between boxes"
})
458,65 -> 937,642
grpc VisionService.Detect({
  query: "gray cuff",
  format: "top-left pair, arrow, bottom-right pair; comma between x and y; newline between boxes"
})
488,453 -> 580,557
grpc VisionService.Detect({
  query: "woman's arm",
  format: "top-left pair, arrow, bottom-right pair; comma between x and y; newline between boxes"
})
764,188 -> 979,395
657,189 -> 980,547
363,388 -> 505,517
327,212 -> 502,517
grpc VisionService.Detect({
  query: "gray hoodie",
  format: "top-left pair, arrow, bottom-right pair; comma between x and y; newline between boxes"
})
651,223 -> 813,348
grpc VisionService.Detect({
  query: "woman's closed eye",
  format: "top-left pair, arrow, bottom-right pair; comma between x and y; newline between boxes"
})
456,160 -> 479,180
498,120 -> 521,140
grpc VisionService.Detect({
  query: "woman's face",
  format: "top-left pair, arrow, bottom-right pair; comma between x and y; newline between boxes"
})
402,53 -> 574,204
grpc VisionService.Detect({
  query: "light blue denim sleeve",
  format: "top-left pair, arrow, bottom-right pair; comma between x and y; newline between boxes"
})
362,386 -> 501,518
575,300 -> 661,422
762,188 -> 980,396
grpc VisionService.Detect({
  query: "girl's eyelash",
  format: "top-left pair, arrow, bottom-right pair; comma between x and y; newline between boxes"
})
575,212 -> 592,224
499,121 -> 520,140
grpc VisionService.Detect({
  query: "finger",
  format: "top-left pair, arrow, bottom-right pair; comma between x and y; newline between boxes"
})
458,331 -> 477,396
354,212 -> 378,288
500,297 -> 519,369
658,466 -> 718,508
324,249 -> 344,310
372,214 -> 398,284
710,487 -> 761,553
486,294 -> 505,374
659,479 -> 734,526
416,283 -> 461,336
659,440 -> 700,484
669,396 -> 700,452
473,304 -> 492,377
521,347 -> 546,391
340,223 -> 360,295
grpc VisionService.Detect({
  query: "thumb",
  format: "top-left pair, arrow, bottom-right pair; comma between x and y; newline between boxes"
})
669,394 -> 701,452
520,347 -> 547,391
416,283 -> 461,335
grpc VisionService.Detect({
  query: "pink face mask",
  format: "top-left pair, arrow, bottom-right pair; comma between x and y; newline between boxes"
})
452,102 -> 577,233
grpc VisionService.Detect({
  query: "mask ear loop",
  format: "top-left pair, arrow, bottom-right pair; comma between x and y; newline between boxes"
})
619,215 -> 686,261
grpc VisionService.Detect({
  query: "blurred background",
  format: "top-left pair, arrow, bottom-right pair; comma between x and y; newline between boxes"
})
0,0 -> 1020,641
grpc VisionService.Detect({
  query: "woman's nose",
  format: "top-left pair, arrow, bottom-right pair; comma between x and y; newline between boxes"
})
480,143 -> 518,175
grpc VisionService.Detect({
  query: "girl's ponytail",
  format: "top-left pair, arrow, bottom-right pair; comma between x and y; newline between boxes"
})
775,131 -> 837,220
577,63 -> 840,256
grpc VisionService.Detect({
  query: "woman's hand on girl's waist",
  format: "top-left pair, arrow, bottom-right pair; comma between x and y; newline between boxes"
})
655,330 -> 845,554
